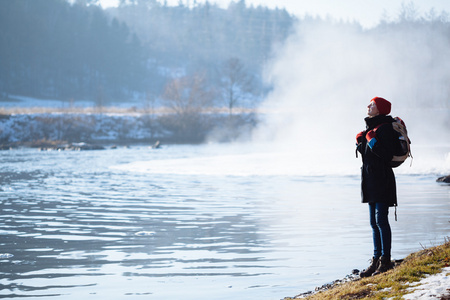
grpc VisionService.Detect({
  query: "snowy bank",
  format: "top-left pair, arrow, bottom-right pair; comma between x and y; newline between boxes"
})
0,111 -> 256,145
403,266 -> 450,299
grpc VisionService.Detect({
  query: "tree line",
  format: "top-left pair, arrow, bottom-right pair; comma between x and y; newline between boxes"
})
0,0 -> 294,109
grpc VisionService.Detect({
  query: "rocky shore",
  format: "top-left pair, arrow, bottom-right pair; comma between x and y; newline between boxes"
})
290,259 -> 404,299
291,273 -> 361,299
284,240 -> 450,300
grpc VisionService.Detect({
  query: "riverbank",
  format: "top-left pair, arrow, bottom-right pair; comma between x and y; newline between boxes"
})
285,239 -> 450,299
0,109 -> 256,146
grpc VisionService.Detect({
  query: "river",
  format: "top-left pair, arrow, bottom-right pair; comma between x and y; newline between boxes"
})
0,144 -> 448,299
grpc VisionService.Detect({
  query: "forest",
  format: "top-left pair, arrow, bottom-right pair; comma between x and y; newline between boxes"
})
0,0 -> 294,109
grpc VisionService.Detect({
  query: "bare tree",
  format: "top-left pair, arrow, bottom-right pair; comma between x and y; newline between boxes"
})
163,73 -> 213,116
220,57 -> 254,117
161,73 -> 214,142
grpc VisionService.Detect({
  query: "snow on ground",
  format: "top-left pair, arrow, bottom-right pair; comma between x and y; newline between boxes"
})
402,266 -> 450,299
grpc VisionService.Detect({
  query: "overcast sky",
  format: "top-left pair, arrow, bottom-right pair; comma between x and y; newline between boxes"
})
100,0 -> 450,28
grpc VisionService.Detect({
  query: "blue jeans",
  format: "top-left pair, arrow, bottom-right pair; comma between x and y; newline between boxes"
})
369,202 -> 391,259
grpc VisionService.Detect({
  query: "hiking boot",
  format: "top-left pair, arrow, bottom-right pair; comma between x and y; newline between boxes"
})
359,257 -> 379,278
372,256 -> 393,276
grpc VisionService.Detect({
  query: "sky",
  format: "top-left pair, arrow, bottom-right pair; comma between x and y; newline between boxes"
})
100,0 -> 450,28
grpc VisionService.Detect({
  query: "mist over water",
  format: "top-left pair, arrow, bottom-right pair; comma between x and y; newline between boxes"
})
118,20 -> 450,178
251,20 -> 450,175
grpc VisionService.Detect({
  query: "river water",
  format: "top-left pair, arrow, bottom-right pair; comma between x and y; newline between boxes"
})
0,144 -> 449,300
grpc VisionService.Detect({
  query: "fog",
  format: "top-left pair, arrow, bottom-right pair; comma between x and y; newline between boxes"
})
251,21 -> 450,175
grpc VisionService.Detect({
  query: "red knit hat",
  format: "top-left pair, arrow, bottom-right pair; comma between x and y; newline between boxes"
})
371,97 -> 391,115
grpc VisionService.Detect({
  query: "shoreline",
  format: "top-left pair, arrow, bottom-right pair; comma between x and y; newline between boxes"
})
284,240 -> 450,299
290,267 -> 450,300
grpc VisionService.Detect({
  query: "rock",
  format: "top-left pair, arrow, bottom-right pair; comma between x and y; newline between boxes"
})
293,272 -> 361,298
437,175 -> 450,183
152,140 -> 161,149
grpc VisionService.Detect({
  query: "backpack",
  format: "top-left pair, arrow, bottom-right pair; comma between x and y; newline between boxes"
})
375,117 -> 412,168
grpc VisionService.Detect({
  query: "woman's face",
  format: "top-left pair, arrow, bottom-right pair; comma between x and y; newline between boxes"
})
367,101 -> 379,117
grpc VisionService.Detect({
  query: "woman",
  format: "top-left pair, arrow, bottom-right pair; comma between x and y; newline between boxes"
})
356,97 -> 398,277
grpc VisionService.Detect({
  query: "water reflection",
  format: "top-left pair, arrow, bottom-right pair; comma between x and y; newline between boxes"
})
0,146 -> 448,299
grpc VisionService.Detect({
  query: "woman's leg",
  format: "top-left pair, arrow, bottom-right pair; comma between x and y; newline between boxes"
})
361,203 -> 383,277
369,203 -> 382,259
374,202 -> 391,259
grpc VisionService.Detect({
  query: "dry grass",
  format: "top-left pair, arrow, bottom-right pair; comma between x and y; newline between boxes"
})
285,238 -> 450,300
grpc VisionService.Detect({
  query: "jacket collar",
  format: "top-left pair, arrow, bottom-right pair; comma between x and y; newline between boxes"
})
365,114 -> 394,130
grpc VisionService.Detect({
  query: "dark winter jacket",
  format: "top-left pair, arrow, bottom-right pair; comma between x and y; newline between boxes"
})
357,114 -> 398,207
